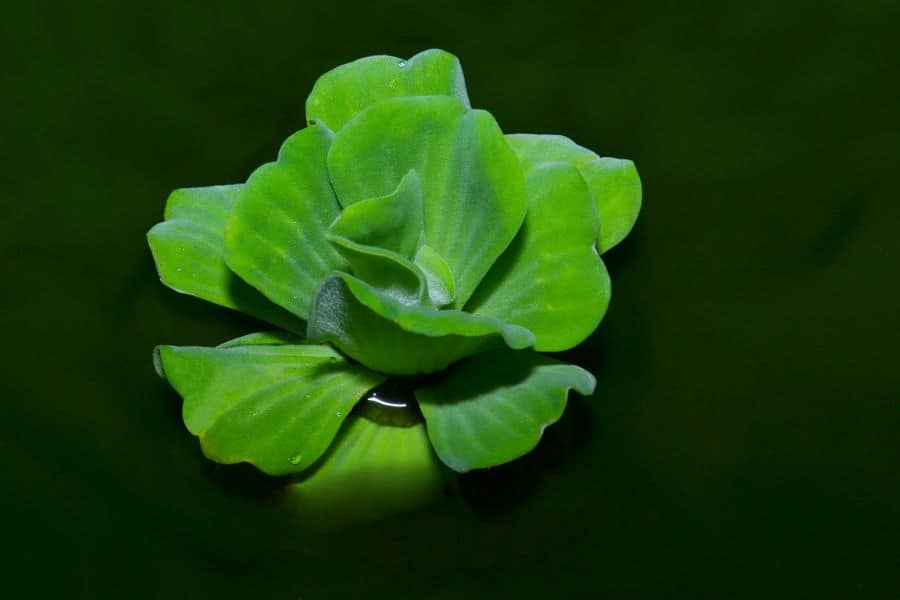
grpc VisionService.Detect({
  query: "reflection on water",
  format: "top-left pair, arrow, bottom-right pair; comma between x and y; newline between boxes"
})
354,379 -> 425,427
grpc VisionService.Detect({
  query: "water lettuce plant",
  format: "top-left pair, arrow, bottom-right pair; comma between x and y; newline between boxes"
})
149,49 -> 640,503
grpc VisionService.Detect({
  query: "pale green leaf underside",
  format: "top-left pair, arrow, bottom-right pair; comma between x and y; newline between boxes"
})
224,124 -> 347,321
506,134 -> 642,253
417,350 -> 596,472
155,341 -> 385,475
328,96 -> 527,308
284,416 -> 444,528
147,185 -> 305,335
307,273 -> 535,375
467,162 -> 611,351
306,48 -> 470,132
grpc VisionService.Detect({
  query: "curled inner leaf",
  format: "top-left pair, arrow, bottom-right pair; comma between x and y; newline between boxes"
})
325,169 -> 429,306
328,96 -> 527,308
307,273 -> 535,375
328,169 -> 424,259
414,244 -> 456,307
324,235 -> 427,307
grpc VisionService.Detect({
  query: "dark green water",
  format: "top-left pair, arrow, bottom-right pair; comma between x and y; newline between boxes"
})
3,1 -> 897,597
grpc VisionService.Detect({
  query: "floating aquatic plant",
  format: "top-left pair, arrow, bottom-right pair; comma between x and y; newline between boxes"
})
149,49 -> 640,512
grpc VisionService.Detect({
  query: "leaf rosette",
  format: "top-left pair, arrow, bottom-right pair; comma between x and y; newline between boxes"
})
149,50 -> 641,502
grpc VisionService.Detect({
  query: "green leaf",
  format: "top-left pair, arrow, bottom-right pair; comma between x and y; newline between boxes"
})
216,331 -> 304,348
154,340 -> 385,476
147,185 -> 305,334
307,273 -> 535,375
416,350 -> 596,472
414,244 -> 455,307
325,235 -> 427,306
328,96 -> 527,308
224,124 -> 347,321
325,169 -> 428,305
283,416 -> 444,529
306,48 -> 470,132
506,134 -> 642,253
467,162 -> 611,351
328,169 -> 423,259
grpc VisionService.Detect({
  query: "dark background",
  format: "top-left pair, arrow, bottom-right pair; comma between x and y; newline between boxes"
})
2,1 -> 898,597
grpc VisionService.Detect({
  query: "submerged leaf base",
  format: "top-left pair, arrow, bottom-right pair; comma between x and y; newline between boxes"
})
281,415 -> 446,530
280,382 -> 442,529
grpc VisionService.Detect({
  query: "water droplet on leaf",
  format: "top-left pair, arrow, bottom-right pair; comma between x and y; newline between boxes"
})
289,454 -> 303,465
397,60 -> 407,68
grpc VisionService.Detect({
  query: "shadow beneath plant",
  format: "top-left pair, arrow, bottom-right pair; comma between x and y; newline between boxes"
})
225,271 -> 307,336
153,377 -> 298,500
155,274 -> 269,344
204,462 -> 295,500
599,228 -> 637,274
457,394 -> 595,516
156,376 -> 187,431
